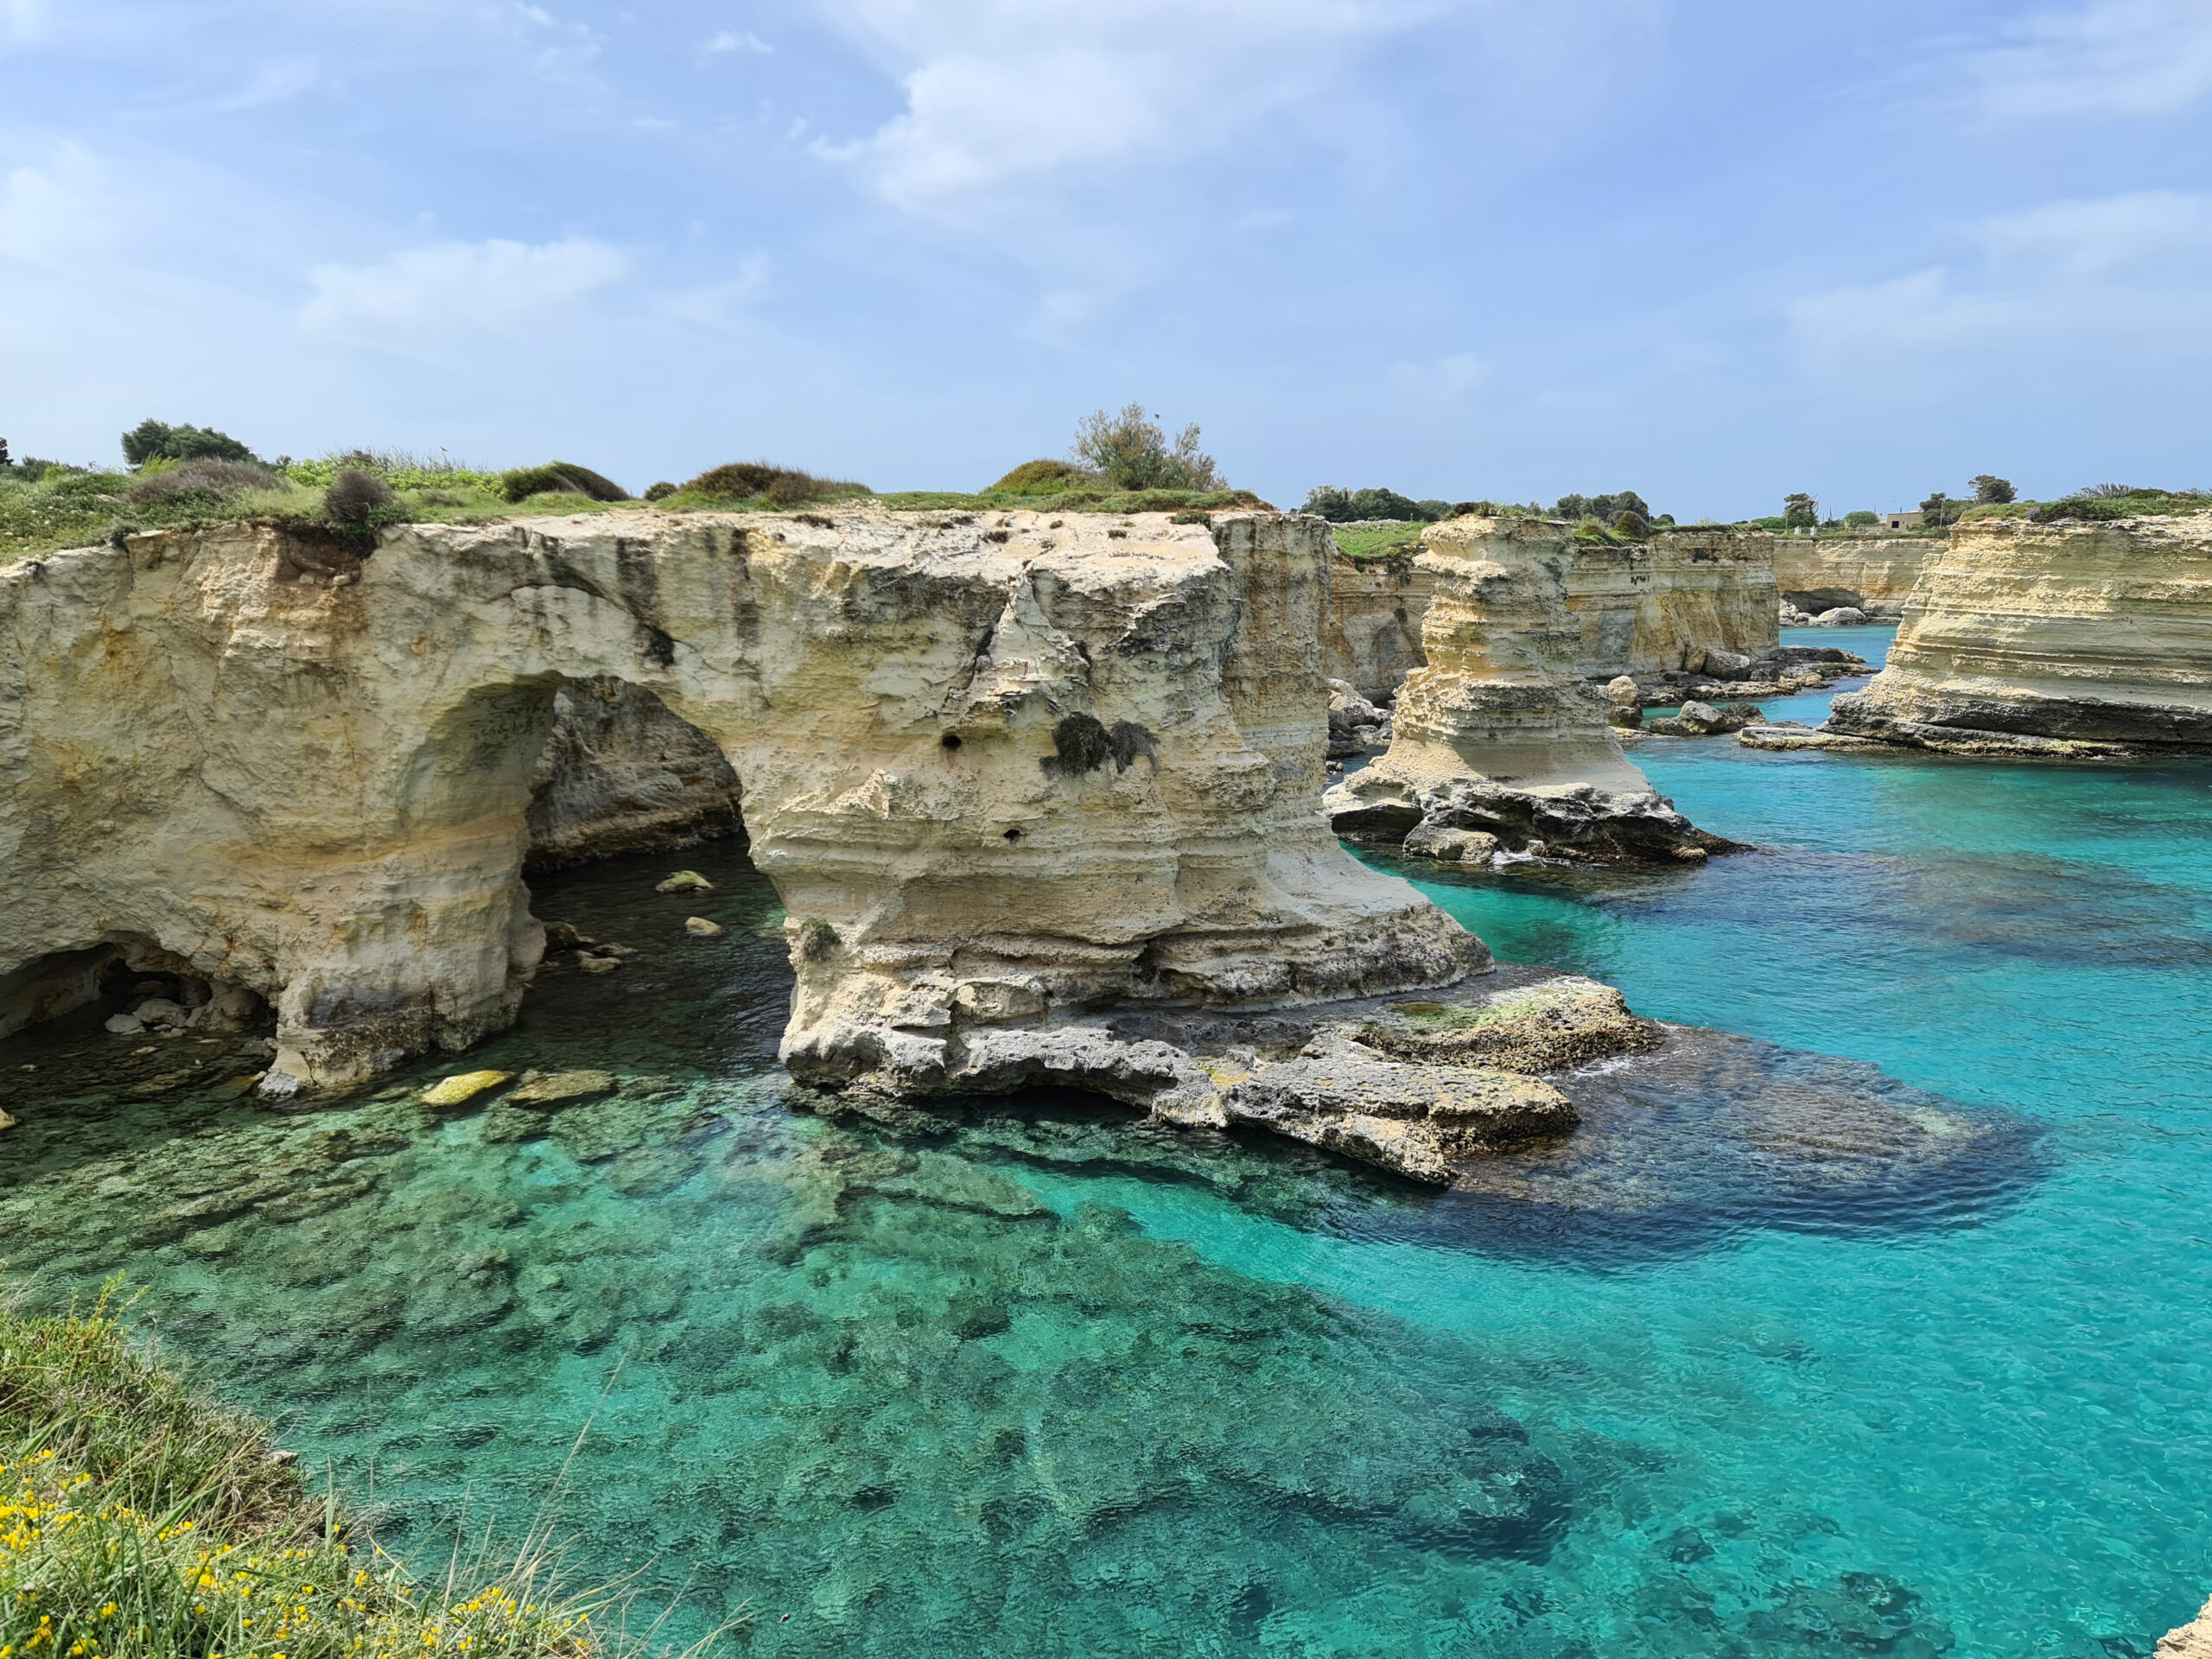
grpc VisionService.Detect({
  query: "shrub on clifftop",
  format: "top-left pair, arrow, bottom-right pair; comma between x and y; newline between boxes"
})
499,461 -> 631,504
1070,405 -> 1224,492
121,420 -> 260,468
675,461 -> 868,506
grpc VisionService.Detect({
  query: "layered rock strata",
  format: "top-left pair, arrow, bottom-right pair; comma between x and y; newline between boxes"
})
1565,530 -> 1778,679
1319,530 -> 1783,700
0,510 -> 1482,1105
1325,518 -> 1732,864
1770,535 -> 1932,618
1810,512 -> 2212,757
1323,553 -> 1434,702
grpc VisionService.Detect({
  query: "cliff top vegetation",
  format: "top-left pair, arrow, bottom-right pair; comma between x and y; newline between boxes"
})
0,1284 -> 704,1659
0,418 -> 1270,563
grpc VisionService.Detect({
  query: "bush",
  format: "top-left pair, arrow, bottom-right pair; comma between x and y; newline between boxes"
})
1613,509 -> 1649,538
121,420 -> 259,467
643,480 -> 677,501
992,459 -> 1094,493
324,467 -> 403,530
126,460 -> 286,508
679,461 -> 863,506
1070,405 -> 1224,492
499,461 -> 631,504
1554,490 -> 1653,525
1845,510 -> 1878,528
1970,474 -> 2016,505
1301,486 -> 1444,523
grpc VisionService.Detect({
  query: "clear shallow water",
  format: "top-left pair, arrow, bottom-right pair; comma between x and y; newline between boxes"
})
3,626 -> 2209,1657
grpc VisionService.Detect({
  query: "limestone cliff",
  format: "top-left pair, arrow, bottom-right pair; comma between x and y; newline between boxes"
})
1320,529 -> 1778,696
2161,1594 -> 2212,1658
1770,535 -> 1931,617
1325,518 -> 1726,863
1821,512 -> 2212,756
1564,530 -> 1778,678
0,509 -> 1482,1097
1324,554 -> 1435,702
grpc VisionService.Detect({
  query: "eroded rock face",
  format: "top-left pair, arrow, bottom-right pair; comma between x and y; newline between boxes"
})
525,677 -> 744,868
1770,535 -> 1931,618
1565,530 -> 1778,679
2161,1593 -> 2212,1658
1325,518 -> 1729,864
1319,530 -> 1780,694
1823,512 -> 2212,757
0,510 -> 1481,1094
1324,554 -> 1434,702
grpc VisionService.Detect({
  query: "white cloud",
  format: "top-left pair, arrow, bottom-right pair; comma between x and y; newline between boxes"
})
658,255 -> 772,330
812,0 -> 1450,219
3,0 -> 47,45
1980,190 -> 2212,277
704,29 -> 771,54
1974,0 -> 2212,119
300,237 -> 632,346
0,143 -> 118,265
1791,191 -> 2212,375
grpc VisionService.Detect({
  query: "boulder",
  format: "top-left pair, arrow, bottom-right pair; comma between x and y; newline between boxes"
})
1607,703 -> 1643,728
1812,607 -> 1868,626
654,870 -> 714,893
1402,823 -> 1500,863
420,1070 -> 512,1108
0,1108 -> 16,1131
683,916 -> 725,937
104,1013 -> 145,1036
1222,1032 -> 1577,1185
1692,646 -> 1755,678
578,955 -> 621,975
1604,675 -> 1641,705
131,997 -> 188,1027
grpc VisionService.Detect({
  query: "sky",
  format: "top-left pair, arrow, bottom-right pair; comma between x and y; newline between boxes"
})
2,0 -> 2209,520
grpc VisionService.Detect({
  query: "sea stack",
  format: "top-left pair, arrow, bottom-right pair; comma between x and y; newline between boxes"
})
1819,511 -> 2212,757
1325,516 -> 1728,863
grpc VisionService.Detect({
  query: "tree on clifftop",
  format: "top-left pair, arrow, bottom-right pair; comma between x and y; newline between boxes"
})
122,419 -> 258,467
1783,492 -> 1819,528
1070,404 -> 1224,492
1972,474 -> 2016,504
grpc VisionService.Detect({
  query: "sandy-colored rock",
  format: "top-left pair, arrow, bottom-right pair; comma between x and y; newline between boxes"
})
421,1070 -> 512,1107
0,509 -> 1480,1095
1322,531 -> 1782,693
526,678 -> 744,869
577,955 -> 621,974
1770,535 -> 1931,618
1603,674 -> 1640,704
1323,554 -> 1434,702
0,1107 -> 16,1131
1222,1032 -> 1576,1185
2160,1594 -> 2212,1658
1325,518 -> 1729,863
1565,530 -> 1778,679
1825,512 -> 2212,756
683,916 -> 724,937
654,870 -> 715,893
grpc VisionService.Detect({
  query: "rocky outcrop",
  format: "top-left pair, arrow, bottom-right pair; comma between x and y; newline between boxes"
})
1323,553 -> 1434,702
1565,530 -> 1778,678
1321,531 -> 1782,696
524,677 -> 744,868
0,509 -> 1482,1105
1325,517 -> 1732,864
1820,512 -> 2212,757
1770,535 -> 1932,618
2161,1594 -> 2212,1658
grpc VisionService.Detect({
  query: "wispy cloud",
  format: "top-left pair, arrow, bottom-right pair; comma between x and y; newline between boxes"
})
1973,0 -> 2212,119
1790,190 -> 2212,375
300,236 -> 632,347
811,0 -> 1452,219
704,29 -> 771,55
131,55 -> 318,119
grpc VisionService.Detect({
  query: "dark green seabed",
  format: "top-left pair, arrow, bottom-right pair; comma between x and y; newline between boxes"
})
3,628 -> 2209,1657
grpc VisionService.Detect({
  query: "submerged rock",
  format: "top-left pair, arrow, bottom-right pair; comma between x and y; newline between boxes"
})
420,1070 -> 513,1108
1222,1032 -> 1576,1184
506,1069 -> 619,1108
683,916 -> 724,937
655,870 -> 715,893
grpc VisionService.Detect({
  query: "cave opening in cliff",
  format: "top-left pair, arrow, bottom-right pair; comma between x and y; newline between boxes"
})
521,677 -> 751,874
0,938 -> 271,1044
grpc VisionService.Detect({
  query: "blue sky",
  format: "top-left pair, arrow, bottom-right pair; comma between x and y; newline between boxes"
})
3,1 -> 2209,519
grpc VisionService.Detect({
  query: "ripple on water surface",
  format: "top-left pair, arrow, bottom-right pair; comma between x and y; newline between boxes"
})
5,632 -> 2211,1656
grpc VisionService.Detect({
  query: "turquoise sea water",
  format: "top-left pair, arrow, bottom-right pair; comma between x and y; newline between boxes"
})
4,626 -> 2209,1656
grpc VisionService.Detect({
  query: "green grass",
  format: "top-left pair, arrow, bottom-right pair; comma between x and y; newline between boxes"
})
1328,521 -> 1427,563
0,1285 -> 720,1659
